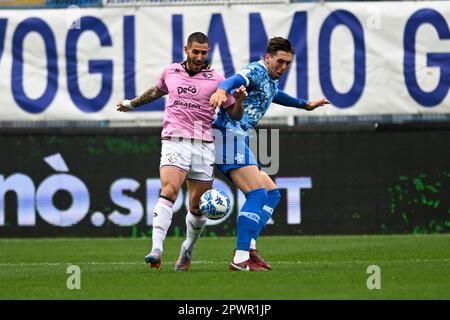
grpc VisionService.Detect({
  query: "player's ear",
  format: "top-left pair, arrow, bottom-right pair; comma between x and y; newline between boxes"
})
184,45 -> 189,54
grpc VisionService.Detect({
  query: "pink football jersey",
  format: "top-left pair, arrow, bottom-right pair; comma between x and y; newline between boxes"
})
157,63 -> 235,142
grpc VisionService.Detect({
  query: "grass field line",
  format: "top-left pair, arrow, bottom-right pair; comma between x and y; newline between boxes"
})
1,257 -> 449,267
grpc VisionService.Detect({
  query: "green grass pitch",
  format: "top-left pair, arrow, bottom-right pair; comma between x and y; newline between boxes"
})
0,234 -> 449,299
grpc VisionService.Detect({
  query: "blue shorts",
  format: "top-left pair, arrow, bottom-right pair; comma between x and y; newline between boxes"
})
213,127 -> 260,178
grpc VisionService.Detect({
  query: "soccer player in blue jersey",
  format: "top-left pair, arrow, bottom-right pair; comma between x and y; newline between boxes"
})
210,37 -> 329,271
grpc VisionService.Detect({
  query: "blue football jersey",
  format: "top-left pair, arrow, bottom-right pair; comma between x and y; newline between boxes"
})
213,61 -> 278,136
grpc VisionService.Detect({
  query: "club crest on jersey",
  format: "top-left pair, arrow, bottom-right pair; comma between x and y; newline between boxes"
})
202,72 -> 213,79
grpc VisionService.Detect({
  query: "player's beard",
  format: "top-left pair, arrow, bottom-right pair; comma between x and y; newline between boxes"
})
187,57 -> 204,72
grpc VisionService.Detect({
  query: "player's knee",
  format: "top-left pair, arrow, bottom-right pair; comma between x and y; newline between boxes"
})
160,185 -> 179,202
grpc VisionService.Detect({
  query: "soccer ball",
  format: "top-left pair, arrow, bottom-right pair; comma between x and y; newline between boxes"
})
199,189 -> 231,220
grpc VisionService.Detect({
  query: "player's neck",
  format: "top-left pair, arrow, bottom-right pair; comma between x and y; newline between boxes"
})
262,61 -> 277,80
182,61 -> 208,77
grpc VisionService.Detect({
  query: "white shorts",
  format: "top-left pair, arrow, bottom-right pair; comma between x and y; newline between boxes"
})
160,138 -> 215,182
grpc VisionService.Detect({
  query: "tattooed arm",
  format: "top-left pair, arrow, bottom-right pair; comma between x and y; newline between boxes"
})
116,85 -> 167,112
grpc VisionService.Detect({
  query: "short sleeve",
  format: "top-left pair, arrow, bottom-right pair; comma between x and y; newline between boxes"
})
237,64 -> 257,86
221,93 -> 236,110
156,67 -> 169,93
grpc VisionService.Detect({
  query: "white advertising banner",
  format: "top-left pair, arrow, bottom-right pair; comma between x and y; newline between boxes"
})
0,1 -> 449,122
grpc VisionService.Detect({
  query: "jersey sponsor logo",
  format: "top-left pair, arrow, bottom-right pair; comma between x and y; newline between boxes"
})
177,83 -> 199,96
246,104 -> 263,122
173,100 -> 201,109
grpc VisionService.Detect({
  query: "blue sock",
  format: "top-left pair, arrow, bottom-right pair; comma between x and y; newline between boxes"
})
254,189 -> 281,241
236,188 -> 268,251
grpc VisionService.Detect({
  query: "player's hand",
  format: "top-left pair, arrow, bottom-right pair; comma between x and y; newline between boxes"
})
116,99 -> 133,112
305,97 -> 330,111
233,85 -> 248,103
210,89 -> 228,108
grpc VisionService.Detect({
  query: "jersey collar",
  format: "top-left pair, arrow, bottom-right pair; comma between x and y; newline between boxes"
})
258,60 -> 267,70
180,61 -> 212,77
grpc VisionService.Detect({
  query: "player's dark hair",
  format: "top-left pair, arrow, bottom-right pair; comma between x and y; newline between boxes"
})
187,32 -> 209,45
266,37 -> 295,56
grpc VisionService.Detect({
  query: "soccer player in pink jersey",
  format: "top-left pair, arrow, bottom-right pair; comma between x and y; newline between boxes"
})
116,32 -> 246,271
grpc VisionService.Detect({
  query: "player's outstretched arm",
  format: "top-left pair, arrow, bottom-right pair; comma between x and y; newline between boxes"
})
226,85 -> 247,120
304,97 -> 330,111
116,85 -> 167,112
210,74 -> 247,108
273,90 -> 330,111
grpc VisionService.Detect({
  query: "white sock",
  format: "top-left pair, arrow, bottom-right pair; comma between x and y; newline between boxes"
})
151,201 -> 174,252
233,250 -> 250,264
184,211 -> 207,252
250,239 -> 257,250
